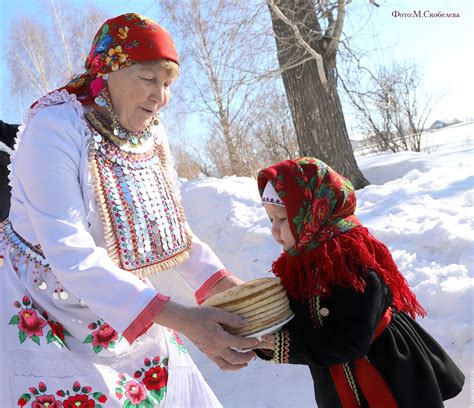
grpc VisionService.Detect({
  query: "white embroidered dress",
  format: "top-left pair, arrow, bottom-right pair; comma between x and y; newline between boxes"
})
0,91 -> 225,407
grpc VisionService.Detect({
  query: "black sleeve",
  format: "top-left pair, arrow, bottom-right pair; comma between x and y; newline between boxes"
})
0,120 -> 19,148
268,270 -> 392,367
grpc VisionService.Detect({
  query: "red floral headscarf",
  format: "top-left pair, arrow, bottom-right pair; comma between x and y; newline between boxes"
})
36,13 -> 178,107
258,157 -> 425,318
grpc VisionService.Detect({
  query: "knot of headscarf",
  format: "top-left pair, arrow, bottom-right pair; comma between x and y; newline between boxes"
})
34,13 -> 178,107
258,157 -> 426,319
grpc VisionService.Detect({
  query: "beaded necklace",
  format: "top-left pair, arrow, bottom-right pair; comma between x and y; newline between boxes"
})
93,87 -> 160,149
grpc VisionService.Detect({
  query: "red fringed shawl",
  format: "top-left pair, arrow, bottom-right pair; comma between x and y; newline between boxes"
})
258,157 -> 425,319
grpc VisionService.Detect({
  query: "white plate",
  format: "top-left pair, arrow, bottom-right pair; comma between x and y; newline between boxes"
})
245,314 -> 294,339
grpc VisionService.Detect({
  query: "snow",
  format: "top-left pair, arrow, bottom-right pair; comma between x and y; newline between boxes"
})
151,123 -> 474,407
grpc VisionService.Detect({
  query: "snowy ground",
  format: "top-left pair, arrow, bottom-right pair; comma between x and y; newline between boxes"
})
151,123 -> 473,407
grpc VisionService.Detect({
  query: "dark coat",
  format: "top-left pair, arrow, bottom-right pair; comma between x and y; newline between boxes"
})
258,270 -> 464,407
0,120 -> 19,221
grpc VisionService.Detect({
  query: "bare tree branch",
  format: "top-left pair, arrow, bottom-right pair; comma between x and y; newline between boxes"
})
323,0 -> 346,58
267,0 -> 329,90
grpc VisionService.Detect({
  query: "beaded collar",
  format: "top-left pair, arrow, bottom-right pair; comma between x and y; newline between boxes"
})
91,87 -> 159,151
87,116 -> 193,278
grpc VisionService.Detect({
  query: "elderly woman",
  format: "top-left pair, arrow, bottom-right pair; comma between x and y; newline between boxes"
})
0,13 -> 258,407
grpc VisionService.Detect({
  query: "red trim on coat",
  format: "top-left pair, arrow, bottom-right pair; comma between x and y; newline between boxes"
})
329,365 -> 360,408
355,357 -> 397,407
330,308 -> 398,407
195,269 -> 231,305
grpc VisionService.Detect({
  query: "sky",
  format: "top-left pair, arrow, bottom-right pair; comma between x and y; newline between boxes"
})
151,122 -> 473,407
0,0 -> 472,133
342,0 -> 474,133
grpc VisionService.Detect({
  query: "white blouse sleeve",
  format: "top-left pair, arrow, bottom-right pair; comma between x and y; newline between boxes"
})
173,233 -> 226,290
13,104 -> 158,334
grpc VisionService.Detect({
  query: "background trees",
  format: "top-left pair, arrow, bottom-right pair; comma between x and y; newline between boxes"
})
7,0 -> 104,112
342,61 -> 439,153
161,0 -> 298,178
2,0 -> 451,186
267,0 -> 369,189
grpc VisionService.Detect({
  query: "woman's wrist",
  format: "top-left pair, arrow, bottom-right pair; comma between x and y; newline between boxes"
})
153,300 -> 191,333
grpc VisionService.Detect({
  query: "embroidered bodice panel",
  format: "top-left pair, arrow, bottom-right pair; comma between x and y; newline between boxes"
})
88,124 -> 192,277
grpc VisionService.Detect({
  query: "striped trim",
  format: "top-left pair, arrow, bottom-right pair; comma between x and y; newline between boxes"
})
272,329 -> 290,364
308,296 -> 324,328
343,363 -> 361,406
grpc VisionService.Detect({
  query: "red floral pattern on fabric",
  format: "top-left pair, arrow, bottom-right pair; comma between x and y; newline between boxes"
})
83,320 -> 122,353
116,355 -> 169,406
31,394 -> 62,408
258,158 -> 426,318
143,366 -> 168,390
17,381 -> 107,407
168,328 -> 188,354
125,380 -> 147,404
9,296 -> 71,347
47,13 -> 179,106
48,321 -> 65,342
63,394 -> 95,408
18,309 -> 48,338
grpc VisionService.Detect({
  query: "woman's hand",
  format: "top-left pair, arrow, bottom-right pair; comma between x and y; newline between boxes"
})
154,301 -> 260,370
205,274 -> 245,298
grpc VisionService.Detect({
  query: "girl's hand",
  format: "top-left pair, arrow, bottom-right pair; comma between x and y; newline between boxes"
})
258,334 -> 276,350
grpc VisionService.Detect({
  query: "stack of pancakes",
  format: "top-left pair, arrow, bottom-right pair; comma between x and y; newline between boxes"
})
202,277 -> 293,337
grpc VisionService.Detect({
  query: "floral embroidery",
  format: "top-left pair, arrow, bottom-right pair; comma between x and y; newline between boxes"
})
83,320 -> 122,353
94,24 -> 113,55
9,296 -> 70,347
118,26 -> 129,40
17,381 -> 107,407
41,310 -> 71,348
116,356 -> 169,406
259,157 -> 360,253
168,329 -> 188,354
67,76 -> 86,89
106,46 -> 128,71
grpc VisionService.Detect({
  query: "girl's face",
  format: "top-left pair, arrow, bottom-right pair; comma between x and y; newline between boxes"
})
263,204 -> 296,251
107,61 -> 177,132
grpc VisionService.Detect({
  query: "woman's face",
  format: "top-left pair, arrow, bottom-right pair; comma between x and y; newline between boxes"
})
106,61 -> 177,132
263,203 -> 296,251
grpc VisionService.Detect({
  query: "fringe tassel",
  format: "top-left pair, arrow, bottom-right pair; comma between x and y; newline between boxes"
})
272,227 -> 426,319
89,148 -> 121,266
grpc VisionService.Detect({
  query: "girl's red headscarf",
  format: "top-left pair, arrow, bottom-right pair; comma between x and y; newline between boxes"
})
258,157 -> 425,318
33,13 -> 178,107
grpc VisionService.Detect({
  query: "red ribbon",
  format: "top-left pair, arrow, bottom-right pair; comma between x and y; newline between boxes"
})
329,308 -> 398,407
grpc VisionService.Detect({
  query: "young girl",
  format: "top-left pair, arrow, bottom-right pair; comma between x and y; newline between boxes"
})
256,157 -> 464,408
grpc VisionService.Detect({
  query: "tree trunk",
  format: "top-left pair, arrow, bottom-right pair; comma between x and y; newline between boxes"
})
268,0 -> 369,189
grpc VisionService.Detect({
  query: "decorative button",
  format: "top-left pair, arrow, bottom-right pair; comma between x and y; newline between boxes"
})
38,281 -> 48,290
59,290 -> 69,300
320,307 -> 329,317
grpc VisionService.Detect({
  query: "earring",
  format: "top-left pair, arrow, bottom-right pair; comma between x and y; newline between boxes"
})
94,93 -> 107,107
152,112 -> 160,126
